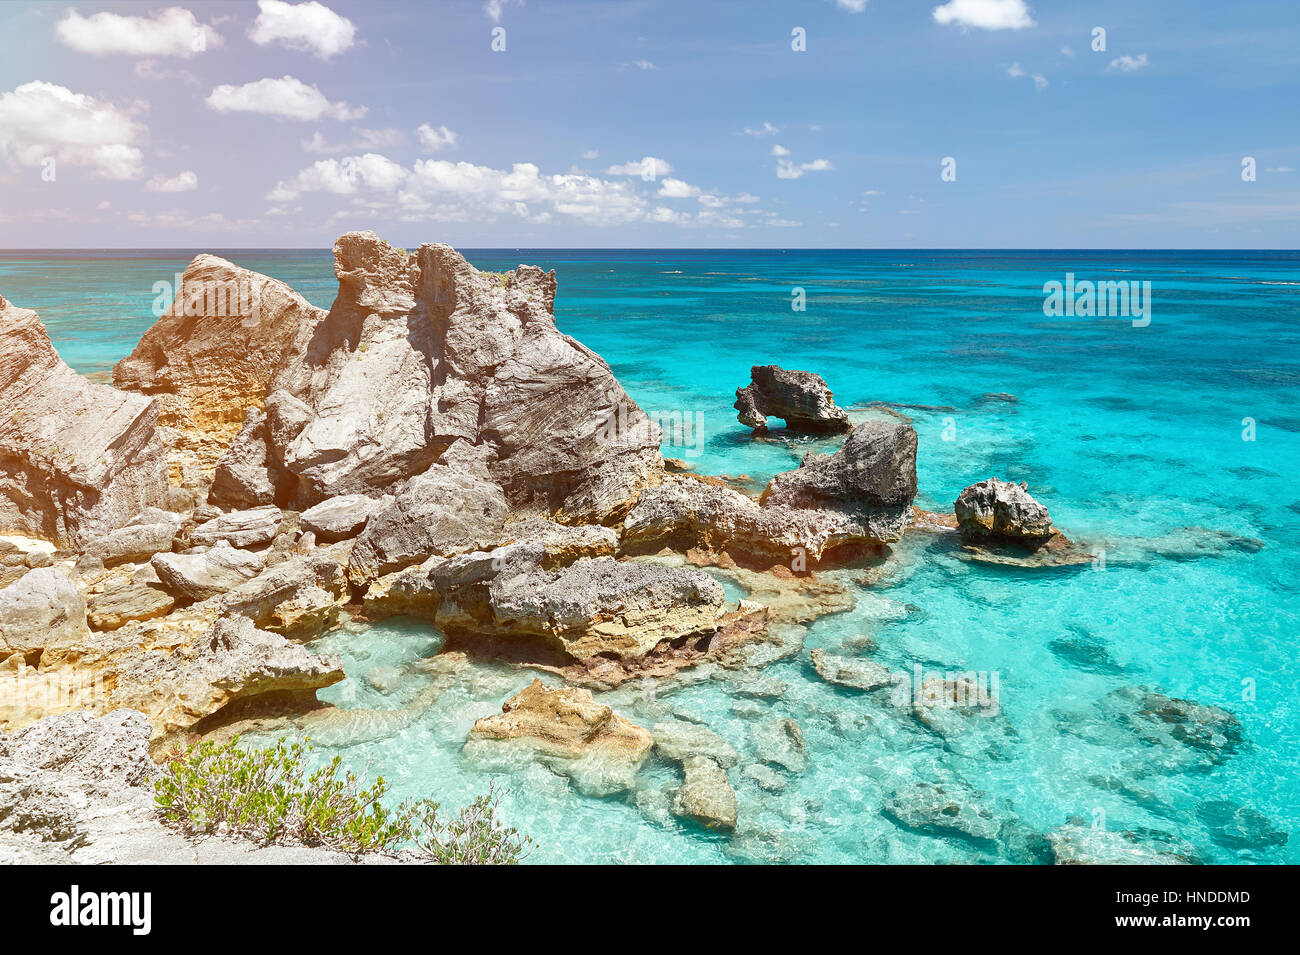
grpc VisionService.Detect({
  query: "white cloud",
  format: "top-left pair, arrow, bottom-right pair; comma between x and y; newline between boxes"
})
0,81 -> 145,180
836,0 -> 869,11
776,157 -> 833,179
268,153 -> 408,200
771,144 -> 791,157
932,0 -> 1034,31
55,6 -> 222,56
1006,63 -> 1047,90
647,206 -> 690,224
484,0 -> 524,23
1060,46 -> 1075,57
303,127 -> 405,153
741,122 -> 780,137
657,178 -> 700,198
416,123 -> 458,151
248,1 -> 356,60
146,170 -> 198,192
632,59 -> 656,71
206,76 -> 365,121
1107,53 -> 1150,73
582,149 -> 599,159
605,156 -> 673,178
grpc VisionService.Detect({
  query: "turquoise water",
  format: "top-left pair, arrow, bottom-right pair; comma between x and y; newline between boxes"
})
3,249 -> 1297,863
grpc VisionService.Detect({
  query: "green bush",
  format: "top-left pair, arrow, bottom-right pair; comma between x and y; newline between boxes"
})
155,737 -> 529,864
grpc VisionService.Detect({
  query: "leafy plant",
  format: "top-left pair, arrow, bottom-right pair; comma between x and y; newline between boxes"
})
155,737 -> 529,864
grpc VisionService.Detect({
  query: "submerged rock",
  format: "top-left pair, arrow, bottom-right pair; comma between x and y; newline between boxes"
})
673,755 -> 738,831
1196,799 -> 1289,851
810,649 -> 893,692
954,478 -> 1055,544
1099,687 -> 1245,770
0,295 -> 167,547
1046,821 -> 1197,865
751,718 -> 808,773
734,365 -> 850,433
883,779 -> 1003,847
653,719 -> 739,768
467,678 -> 652,796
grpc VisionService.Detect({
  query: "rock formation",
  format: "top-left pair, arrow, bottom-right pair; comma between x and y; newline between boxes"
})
954,478 -> 1055,544
735,365 -> 850,433
0,295 -> 167,547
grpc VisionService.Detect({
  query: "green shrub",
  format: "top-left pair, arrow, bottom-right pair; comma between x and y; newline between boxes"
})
155,737 -> 529,864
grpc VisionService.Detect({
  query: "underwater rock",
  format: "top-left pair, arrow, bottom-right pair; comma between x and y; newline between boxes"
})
883,779 -> 1003,847
741,763 -> 788,792
1046,820 -> 1198,865
152,541 -> 266,602
673,755 -> 737,831
1196,799 -> 1288,851
467,678 -> 653,796
954,478 -> 1055,544
810,649 -> 893,691
653,719 -> 739,768
734,365 -> 851,433
1099,687 -> 1245,770
751,718 -> 808,773
0,295 -> 168,547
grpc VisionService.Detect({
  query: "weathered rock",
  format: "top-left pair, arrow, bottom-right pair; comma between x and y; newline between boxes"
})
151,541 -> 265,602
0,568 -> 88,659
82,507 -> 183,567
653,719 -> 739,768
673,756 -> 737,831
810,649 -> 893,691
495,517 -> 618,566
190,506 -> 282,548
954,478 -> 1055,544
208,407 -> 282,508
883,780 -> 1003,846
751,718 -> 808,773
218,547 -> 350,639
734,365 -> 850,433
0,295 -> 167,547
1047,821 -> 1196,865
299,494 -> 382,543
467,678 -> 652,796
1098,687 -> 1244,769
86,571 -> 174,631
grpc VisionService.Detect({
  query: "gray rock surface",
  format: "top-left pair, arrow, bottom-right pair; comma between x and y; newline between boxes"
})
883,779 -> 1003,846
751,718 -> 808,773
0,295 -> 167,547
954,478 -> 1055,544
735,365 -> 850,433
653,720 -> 740,768
209,408 -> 281,508
673,755 -> 737,831
299,493 -> 382,543
190,506 -> 282,548
810,649 -> 893,691
82,507 -> 183,566
152,541 -> 265,601
0,567 -> 88,658
1047,821 -> 1195,865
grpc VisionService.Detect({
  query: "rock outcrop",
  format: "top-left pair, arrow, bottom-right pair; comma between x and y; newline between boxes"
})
735,365 -> 850,433
467,678 -> 652,796
954,478 -> 1055,544
118,233 -> 663,522
0,568 -> 88,662
152,541 -> 266,602
0,295 -> 167,547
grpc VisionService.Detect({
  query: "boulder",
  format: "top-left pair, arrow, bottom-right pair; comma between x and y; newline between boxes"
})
299,493 -> 382,543
734,365 -> 850,433
673,755 -> 737,831
208,408 -> 282,508
751,718 -> 808,773
0,295 -> 167,547
883,780 -> 1003,846
82,507 -> 183,567
151,541 -> 265,602
86,570 -> 174,631
954,478 -> 1055,544
0,568 -> 88,658
218,547 -> 350,640
810,649 -> 893,692
652,720 -> 740,768
467,678 -> 652,796
190,505 -> 282,549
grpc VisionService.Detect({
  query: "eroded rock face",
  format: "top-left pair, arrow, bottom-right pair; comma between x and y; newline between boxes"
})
735,365 -> 850,433
82,508 -> 183,567
0,295 -> 167,547
954,478 -> 1054,544
190,506 -> 282,549
0,568 -> 88,659
467,678 -> 652,796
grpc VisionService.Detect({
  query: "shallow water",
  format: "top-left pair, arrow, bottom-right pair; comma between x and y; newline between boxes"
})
4,248 -> 1297,863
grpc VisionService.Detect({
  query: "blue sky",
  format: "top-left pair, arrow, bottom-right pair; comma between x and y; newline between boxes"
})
1,0 -> 1297,248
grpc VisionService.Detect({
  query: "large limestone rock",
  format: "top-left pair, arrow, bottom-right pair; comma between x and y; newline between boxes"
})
467,678 -> 653,795
0,295 -> 167,546
0,568 -> 88,660
673,755 -> 737,831
218,547 -> 351,640
151,541 -> 266,602
190,506 -> 282,548
299,493 -> 383,543
954,478 -> 1055,544
121,233 -> 663,521
735,365 -> 850,433
82,507 -> 183,567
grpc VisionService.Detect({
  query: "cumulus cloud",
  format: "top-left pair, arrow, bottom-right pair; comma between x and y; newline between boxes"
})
657,178 -> 701,198
484,0 -> 524,23
146,170 -> 199,192
1107,53 -> 1150,73
605,156 -> 673,178
771,144 -> 791,157
0,81 -> 145,180
932,0 -> 1034,31
416,123 -> 458,151
267,153 -> 408,200
776,157 -> 833,179
248,0 -> 356,60
55,6 -> 222,57
206,76 -> 365,121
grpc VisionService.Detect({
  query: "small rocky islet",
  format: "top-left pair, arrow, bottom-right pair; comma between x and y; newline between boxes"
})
0,232 -> 1273,863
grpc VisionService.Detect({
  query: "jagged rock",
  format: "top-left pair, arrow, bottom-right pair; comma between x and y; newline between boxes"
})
751,718 -> 807,773
218,547 -> 350,639
810,649 -> 893,691
347,450 -> 509,583
151,541 -> 265,602
466,678 -> 652,796
496,517 -> 618,566
761,420 -> 918,541
734,365 -> 850,433
86,570 -> 174,631
652,719 -> 739,768
208,408 -> 281,508
883,780 -> 1003,846
0,568 -> 88,659
299,494 -> 382,543
82,507 -> 183,567
0,295 -> 167,547
673,755 -> 737,831
190,506 -> 282,548
1047,821 -> 1196,865
954,478 -> 1055,544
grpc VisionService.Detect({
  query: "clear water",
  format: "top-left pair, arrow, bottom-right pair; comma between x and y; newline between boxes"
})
3,248 -> 1297,863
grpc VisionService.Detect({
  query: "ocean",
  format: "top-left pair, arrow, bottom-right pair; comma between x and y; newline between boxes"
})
2,248 -> 1297,863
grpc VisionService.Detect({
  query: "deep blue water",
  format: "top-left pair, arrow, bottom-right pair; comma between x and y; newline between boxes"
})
3,248 -> 1297,863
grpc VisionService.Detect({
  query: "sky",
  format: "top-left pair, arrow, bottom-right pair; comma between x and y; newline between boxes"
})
0,0 -> 1297,249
